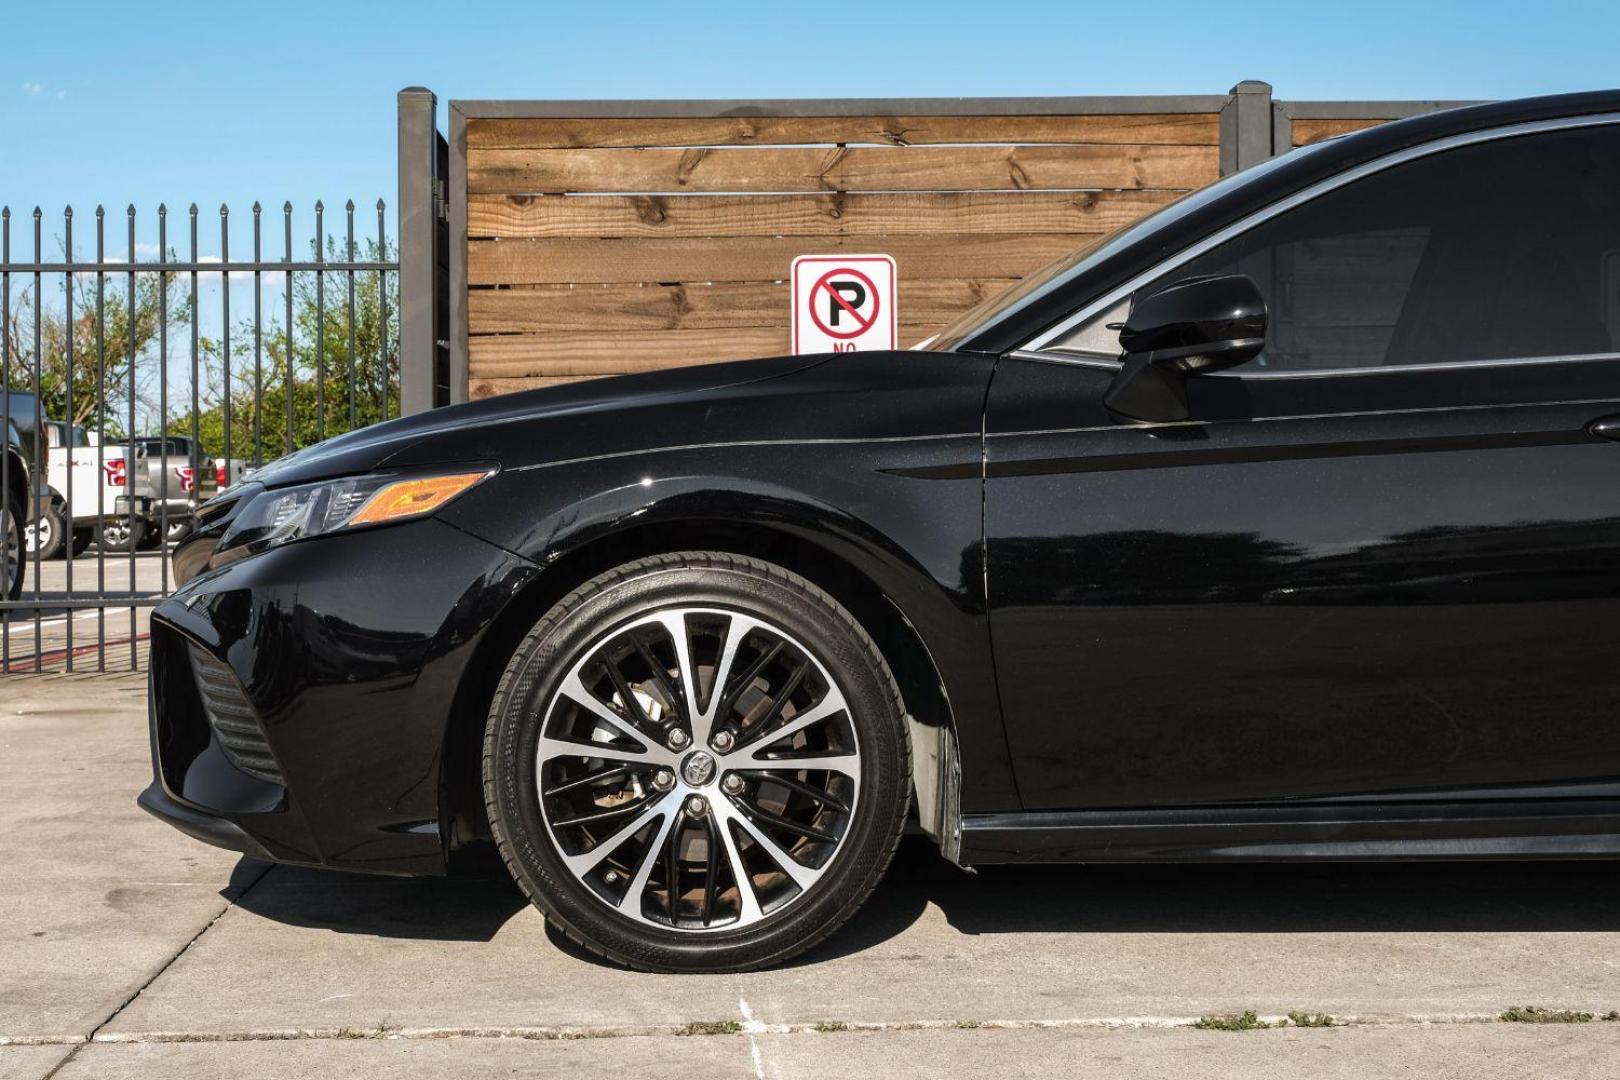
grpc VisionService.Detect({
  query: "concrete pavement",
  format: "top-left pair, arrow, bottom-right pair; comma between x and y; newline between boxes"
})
2,676 -> 1617,1078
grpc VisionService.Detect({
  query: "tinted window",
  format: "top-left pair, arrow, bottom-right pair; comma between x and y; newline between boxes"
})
1138,125 -> 1620,372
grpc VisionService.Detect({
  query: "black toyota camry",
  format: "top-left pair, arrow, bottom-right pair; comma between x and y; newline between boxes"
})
146,90 -> 1620,972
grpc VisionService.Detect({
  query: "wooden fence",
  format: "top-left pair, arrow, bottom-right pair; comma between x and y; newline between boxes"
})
414,86 -> 1475,402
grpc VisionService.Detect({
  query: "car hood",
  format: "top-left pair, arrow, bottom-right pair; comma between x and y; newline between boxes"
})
246,352 -> 837,489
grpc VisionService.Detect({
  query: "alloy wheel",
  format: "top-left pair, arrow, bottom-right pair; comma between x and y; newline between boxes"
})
23,514 -> 51,556
535,607 -> 860,933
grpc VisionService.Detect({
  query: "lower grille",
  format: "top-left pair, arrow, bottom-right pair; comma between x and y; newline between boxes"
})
188,643 -> 284,785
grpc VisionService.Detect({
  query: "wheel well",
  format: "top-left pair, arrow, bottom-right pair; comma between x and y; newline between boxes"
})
439,520 -> 957,860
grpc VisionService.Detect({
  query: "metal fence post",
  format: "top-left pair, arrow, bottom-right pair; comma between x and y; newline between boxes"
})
397,87 -> 447,415
1219,80 -> 1274,175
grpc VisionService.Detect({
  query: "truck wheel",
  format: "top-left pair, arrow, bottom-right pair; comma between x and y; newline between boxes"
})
24,504 -> 66,561
2,487 -> 22,601
69,527 -> 93,558
97,518 -> 147,554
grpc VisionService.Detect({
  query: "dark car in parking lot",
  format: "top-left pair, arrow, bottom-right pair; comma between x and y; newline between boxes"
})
144,89 -> 1620,972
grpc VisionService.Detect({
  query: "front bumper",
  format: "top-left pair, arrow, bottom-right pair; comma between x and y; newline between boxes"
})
137,779 -> 273,862
142,516 -> 538,876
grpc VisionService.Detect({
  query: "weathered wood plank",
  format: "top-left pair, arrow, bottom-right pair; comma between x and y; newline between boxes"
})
468,234 -> 1088,285
469,326 -> 941,379
466,144 -> 1218,194
471,375 -> 603,399
468,278 -> 1013,333
465,113 -> 1222,149
466,190 -> 1176,240
469,328 -> 788,376
1291,117 -> 1385,146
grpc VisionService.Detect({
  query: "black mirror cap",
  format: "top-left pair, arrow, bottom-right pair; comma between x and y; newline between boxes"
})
1119,273 -> 1267,374
1104,274 -> 1267,424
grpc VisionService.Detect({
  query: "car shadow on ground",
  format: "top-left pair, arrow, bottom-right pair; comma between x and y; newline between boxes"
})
226,836 -> 1620,966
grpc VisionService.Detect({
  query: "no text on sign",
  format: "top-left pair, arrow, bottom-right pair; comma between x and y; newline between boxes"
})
791,254 -> 897,354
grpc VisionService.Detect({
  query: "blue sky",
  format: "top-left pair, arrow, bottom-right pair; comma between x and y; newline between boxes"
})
5,0 -> 1620,249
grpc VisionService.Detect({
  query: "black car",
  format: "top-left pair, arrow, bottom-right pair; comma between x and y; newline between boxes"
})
145,90 -> 1620,973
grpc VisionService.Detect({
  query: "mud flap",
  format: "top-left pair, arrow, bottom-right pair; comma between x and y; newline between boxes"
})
905,713 -> 964,866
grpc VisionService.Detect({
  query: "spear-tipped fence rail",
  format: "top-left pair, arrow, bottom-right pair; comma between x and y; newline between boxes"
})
1,199 -> 399,673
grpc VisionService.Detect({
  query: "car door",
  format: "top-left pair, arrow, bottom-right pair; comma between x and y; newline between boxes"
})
985,119 -> 1620,811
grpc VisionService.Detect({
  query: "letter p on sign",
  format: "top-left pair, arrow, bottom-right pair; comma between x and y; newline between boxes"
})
791,254 -> 897,355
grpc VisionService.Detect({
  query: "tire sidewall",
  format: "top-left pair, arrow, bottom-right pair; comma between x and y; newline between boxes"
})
2,489 -> 21,601
486,557 -> 906,972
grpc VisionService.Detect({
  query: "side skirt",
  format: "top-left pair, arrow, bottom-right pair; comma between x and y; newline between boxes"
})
959,799 -> 1620,864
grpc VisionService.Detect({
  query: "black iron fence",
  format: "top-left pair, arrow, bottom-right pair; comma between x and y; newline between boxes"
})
1,200 -> 399,673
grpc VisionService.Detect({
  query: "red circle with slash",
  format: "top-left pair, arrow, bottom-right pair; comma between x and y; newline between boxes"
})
809,267 -> 881,340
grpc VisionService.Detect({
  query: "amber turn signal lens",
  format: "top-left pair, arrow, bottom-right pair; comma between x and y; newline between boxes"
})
347,471 -> 489,527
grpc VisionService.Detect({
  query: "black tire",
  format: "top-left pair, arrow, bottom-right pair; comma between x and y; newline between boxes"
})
96,517 -> 147,554
24,503 -> 66,561
483,552 -> 909,973
2,486 -> 22,601
69,526 -> 93,558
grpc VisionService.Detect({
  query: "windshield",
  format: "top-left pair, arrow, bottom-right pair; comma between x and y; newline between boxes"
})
924,143 -> 1329,352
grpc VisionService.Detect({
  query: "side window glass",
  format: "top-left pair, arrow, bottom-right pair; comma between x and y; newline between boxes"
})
1135,125 -> 1620,373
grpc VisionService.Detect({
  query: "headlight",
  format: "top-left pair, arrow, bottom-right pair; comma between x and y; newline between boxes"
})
218,468 -> 493,556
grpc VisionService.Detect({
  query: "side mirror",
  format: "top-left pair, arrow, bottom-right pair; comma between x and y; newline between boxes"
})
1102,274 -> 1267,423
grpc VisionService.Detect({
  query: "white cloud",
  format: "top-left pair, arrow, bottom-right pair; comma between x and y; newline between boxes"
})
197,254 -> 285,286
21,82 -> 42,96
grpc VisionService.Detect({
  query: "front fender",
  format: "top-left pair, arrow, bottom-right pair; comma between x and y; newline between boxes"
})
438,439 -> 1020,815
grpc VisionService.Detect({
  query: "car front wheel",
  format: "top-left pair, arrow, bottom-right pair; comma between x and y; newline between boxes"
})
483,552 -> 908,973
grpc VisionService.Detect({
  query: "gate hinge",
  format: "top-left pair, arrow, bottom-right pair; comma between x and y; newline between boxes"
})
431,177 -> 448,223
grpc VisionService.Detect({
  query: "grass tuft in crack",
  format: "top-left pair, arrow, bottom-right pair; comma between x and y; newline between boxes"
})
1194,1011 -> 1272,1032
955,1020 -> 982,1030
678,1020 -> 743,1037
812,1022 -> 850,1033
1500,1007 -> 1596,1024
1286,1011 -> 1335,1028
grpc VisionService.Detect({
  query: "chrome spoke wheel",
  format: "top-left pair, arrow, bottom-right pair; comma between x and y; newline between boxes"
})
535,606 -> 861,933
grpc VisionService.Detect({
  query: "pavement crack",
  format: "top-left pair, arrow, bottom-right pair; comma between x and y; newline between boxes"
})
737,993 -> 772,1080
39,860 -> 275,1079
58,1011 -> 1599,1048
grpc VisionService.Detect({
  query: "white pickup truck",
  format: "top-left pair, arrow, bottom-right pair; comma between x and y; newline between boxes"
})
25,421 -> 159,558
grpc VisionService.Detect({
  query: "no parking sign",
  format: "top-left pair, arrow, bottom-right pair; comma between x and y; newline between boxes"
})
791,254 -> 897,354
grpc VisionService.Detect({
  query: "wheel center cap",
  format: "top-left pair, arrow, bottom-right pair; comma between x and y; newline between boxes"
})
680,750 -> 717,787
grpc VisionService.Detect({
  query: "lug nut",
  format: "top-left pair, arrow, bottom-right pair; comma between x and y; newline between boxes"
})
684,795 -> 709,818
603,869 -> 620,884
721,774 -> 744,795
666,728 -> 691,750
651,768 -> 675,792
711,730 -> 735,753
